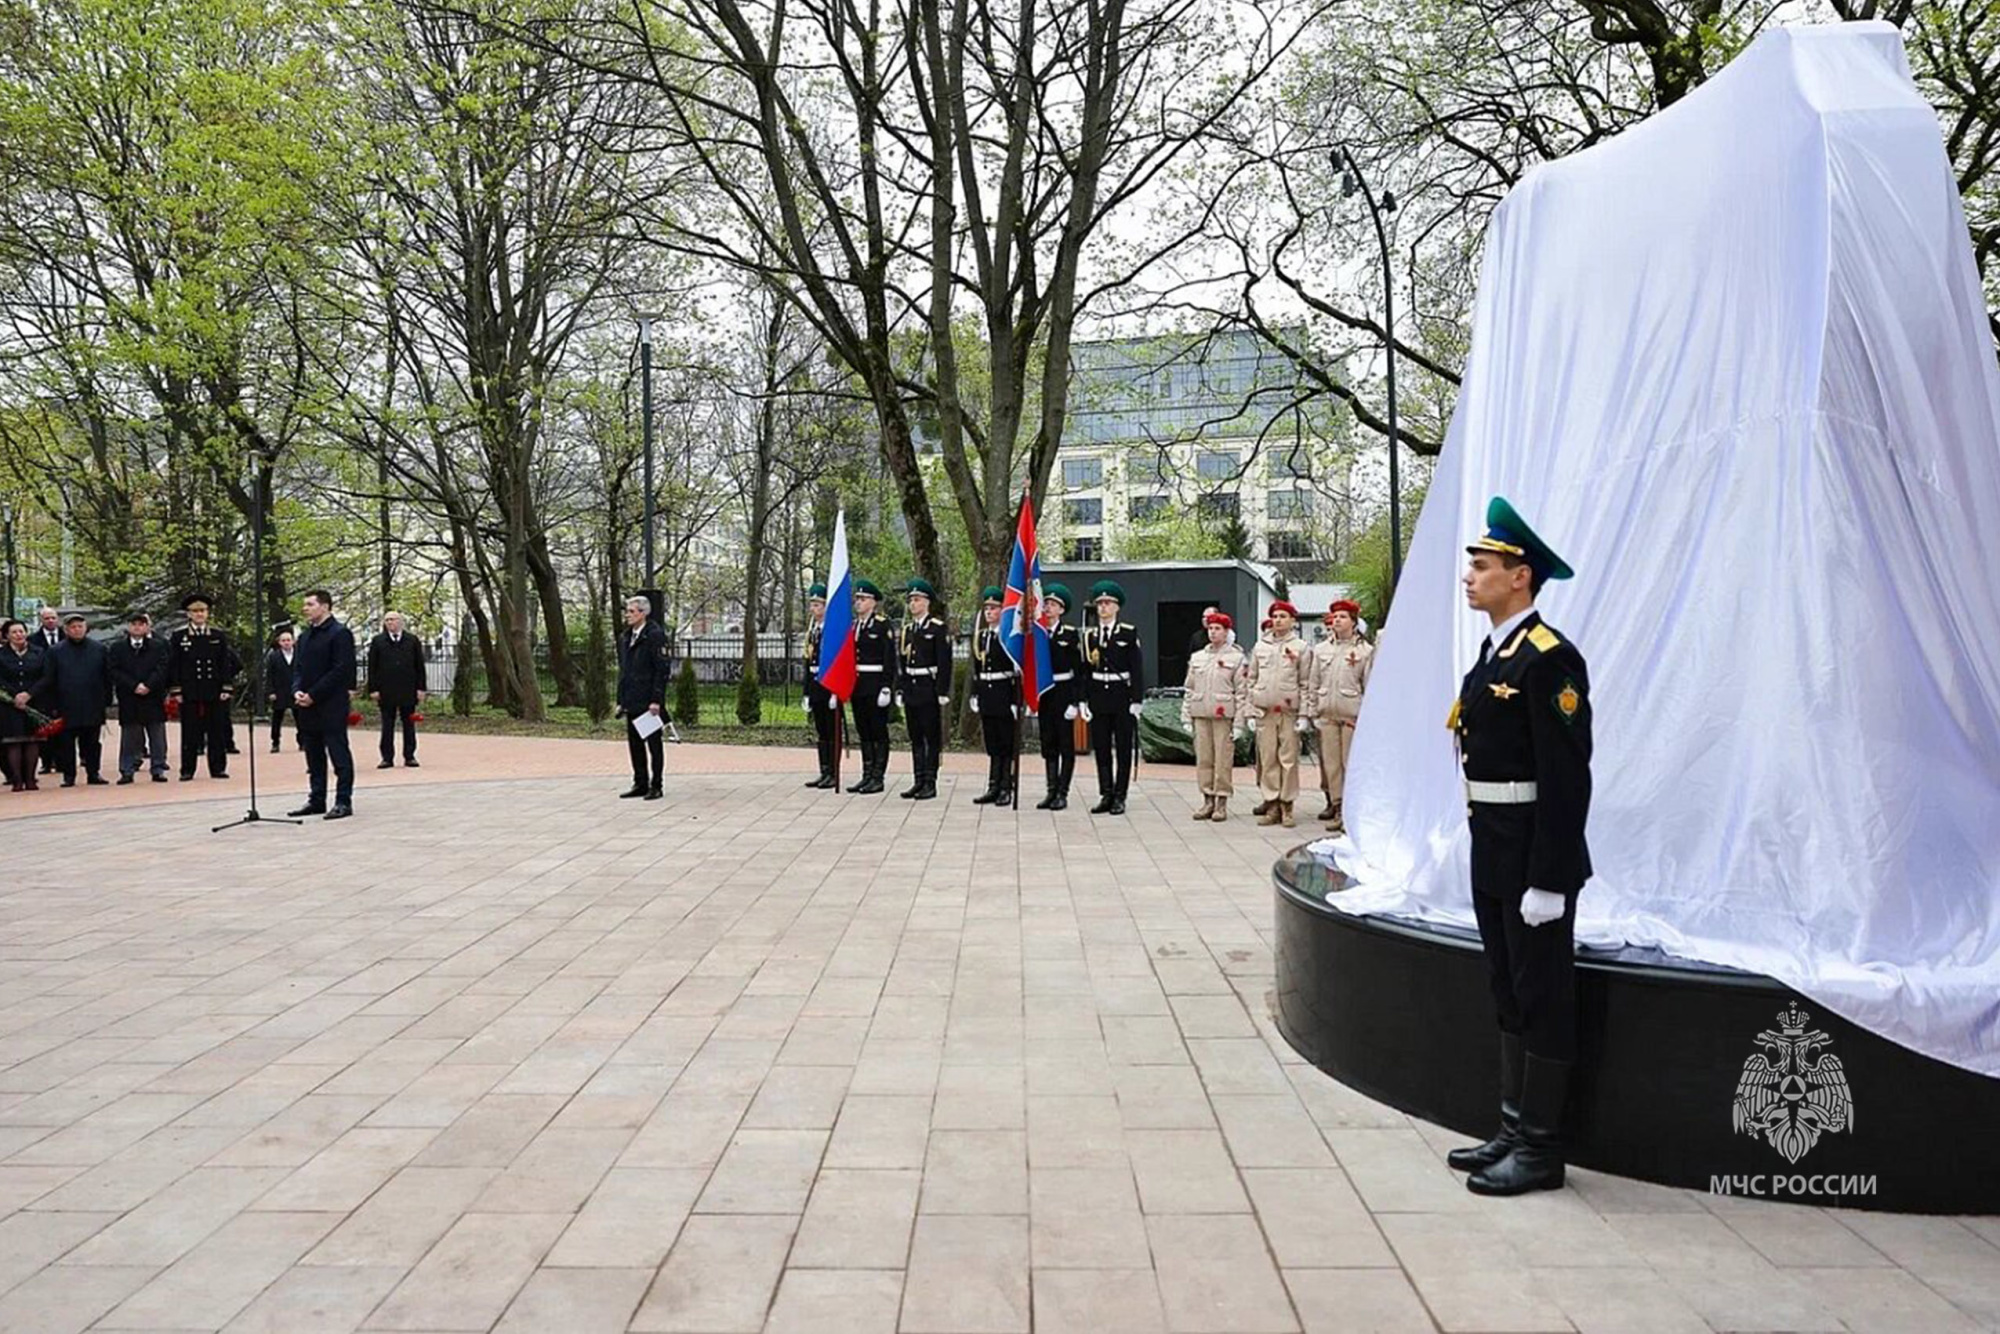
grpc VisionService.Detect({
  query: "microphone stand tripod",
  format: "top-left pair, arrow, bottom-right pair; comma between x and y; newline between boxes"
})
215,462 -> 299,833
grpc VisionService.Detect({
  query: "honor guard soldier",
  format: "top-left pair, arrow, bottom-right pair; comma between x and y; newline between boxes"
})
167,592 -> 241,780
1182,610 -> 1248,821
969,587 -> 1019,807
1034,584 -> 1082,810
1448,496 -> 1593,1197
1246,599 -> 1309,827
896,578 -> 952,801
1307,599 -> 1374,829
802,584 -> 844,789
1082,580 -> 1144,815
847,579 -> 893,794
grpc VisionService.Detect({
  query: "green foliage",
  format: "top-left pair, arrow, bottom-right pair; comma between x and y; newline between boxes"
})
582,606 -> 611,724
1121,507 -> 1227,561
734,673 -> 761,725
1334,485 -> 1428,628
674,657 -> 700,726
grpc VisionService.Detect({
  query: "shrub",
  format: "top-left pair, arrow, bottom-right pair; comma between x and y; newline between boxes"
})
735,673 -> 761,725
674,657 -> 700,726
582,607 -> 611,724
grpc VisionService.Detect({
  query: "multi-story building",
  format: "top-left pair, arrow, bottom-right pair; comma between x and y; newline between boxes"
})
1047,330 -> 1353,579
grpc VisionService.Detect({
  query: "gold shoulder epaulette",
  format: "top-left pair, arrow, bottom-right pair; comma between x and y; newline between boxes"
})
1527,625 -> 1561,652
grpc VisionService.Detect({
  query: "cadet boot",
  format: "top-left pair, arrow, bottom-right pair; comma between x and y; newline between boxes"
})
1106,795 -> 1126,816
1211,797 -> 1228,822
619,783 -> 647,799
645,783 -> 664,801
1316,801 -> 1336,820
1252,798 -> 1272,816
1036,761 -> 1060,810
1468,1053 -> 1570,1196
1258,800 -> 1281,826
1448,1034 -> 1525,1172
1089,793 -> 1114,814
993,781 -> 1013,808
1191,795 -> 1214,821
1280,801 -> 1296,828
1324,800 -> 1344,830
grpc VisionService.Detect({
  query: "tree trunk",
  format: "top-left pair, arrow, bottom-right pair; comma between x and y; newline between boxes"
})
527,528 -> 584,707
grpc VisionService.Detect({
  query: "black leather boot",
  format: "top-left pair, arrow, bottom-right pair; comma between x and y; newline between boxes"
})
1468,1053 -> 1570,1196
1035,760 -> 1060,810
972,755 -> 1000,804
1447,1033 -> 1524,1172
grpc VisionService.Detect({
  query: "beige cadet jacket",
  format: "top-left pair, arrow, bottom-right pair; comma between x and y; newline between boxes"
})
1308,635 -> 1374,722
1245,633 -> 1309,714
1181,644 -> 1249,721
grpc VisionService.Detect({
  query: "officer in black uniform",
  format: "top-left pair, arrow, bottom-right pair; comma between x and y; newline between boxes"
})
847,579 -> 892,794
802,583 -> 845,789
1082,579 -> 1145,816
167,592 -> 241,780
1034,583 -> 1081,810
1447,496 -> 1593,1197
969,587 -> 1019,807
896,578 -> 952,801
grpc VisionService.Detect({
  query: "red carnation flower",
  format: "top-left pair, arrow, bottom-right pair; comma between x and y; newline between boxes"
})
409,712 -> 424,725
33,716 -> 66,741
164,695 -> 181,720
346,711 -> 363,727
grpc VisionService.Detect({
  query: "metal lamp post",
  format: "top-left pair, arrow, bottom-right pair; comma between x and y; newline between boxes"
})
639,317 -> 657,587
1334,147 -> 1402,592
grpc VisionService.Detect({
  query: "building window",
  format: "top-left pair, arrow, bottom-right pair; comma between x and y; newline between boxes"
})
1127,449 -> 1170,487
1267,489 -> 1309,520
1129,494 -> 1169,522
1198,491 -> 1239,520
1066,537 -> 1102,562
1065,497 -> 1103,526
1062,456 -> 1103,489
1268,531 -> 1313,560
1196,449 -> 1239,482
1270,444 -> 1312,480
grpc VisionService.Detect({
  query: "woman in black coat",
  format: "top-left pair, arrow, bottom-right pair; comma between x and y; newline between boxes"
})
1,619 -> 55,790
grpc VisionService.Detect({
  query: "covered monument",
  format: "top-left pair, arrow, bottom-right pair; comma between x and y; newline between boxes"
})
1277,22 -> 2000,1209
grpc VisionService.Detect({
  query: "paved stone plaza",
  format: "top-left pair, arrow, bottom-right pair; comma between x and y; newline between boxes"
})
1,752 -> 1995,1332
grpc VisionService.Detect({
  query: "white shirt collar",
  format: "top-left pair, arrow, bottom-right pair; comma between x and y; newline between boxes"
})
1483,606 -> 1537,660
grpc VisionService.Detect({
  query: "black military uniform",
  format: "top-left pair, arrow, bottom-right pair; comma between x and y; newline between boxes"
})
846,580 -> 893,794
1446,496 -> 1593,1198
802,583 -> 846,789
896,578 -> 952,801
167,593 -> 241,780
1082,579 -> 1145,816
616,607 -> 670,800
969,587 -> 1019,808
1035,583 -> 1082,811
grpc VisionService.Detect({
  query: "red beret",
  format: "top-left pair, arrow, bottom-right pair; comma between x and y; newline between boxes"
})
1328,599 -> 1360,617
1268,600 -> 1299,619
1203,611 -> 1233,630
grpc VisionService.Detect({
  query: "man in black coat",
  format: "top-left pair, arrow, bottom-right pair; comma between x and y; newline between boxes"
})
289,588 -> 357,819
366,611 -> 428,768
167,592 -> 241,780
48,614 -> 111,786
1446,497 -> 1593,1198
265,626 -> 298,752
615,595 -> 669,800
108,611 -> 171,783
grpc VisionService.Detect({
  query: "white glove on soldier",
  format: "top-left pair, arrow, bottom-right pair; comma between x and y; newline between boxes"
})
1294,716 -> 1312,734
800,696 -> 810,712
1128,702 -> 1143,718
971,697 -> 980,714
1080,702 -> 1093,722
1063,705 -> 1078,721
878,688 -> 892,707
1520,888 -> 1567,927
1011,704 -> 1019,718
937,695 -> 949,708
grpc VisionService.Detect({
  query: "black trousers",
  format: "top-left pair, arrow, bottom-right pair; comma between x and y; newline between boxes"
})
852,686 -> 891,774
979,707 -> 1015,788
904,695 -> 942,781
1470,886 -> 1578,1062
810,699 -> 843,777
54,725 -> 103,779
626,716 -> 664,788
1089,702 -> 1136,797
178,700 -> 232,776
1037,703 -> 1076,790
269,704 -> 295,747
379,700 -> 418,762
300,723 -> 355,807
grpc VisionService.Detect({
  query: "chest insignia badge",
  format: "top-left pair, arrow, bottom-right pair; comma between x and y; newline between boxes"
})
1488,683 -> 1519,699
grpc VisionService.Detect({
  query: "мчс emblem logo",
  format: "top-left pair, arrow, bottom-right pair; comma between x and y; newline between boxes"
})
1732,1002 -> 1854,1163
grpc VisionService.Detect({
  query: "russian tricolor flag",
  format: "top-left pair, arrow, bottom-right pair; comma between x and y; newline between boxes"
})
999,496 -> 1051,713
816,510 -> 858,701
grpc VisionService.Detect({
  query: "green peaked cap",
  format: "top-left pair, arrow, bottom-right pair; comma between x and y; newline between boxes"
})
1466,496 -> 1573,582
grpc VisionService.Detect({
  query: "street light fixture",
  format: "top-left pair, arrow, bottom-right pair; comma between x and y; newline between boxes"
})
1332,145 -> 1404,594
638,316 -> 657,588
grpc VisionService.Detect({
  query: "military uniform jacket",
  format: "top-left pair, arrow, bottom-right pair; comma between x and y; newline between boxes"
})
1308,636 -> 1374,723
1181,643 -> 1248,721
616,621 -> 670,715
854,614 -> 892,697
1082,621 -> 1144,709
970,626 -> 1018,712
1452,611 -> 1592,896
1245,633 -> 1307,715
167,627 -> 241,703
897,616 -> 951,700
1040,622 -> 1081,716
804,621 -> 834,708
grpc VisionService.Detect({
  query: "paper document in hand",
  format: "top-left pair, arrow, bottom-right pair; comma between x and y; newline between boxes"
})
631,712 -> 664,740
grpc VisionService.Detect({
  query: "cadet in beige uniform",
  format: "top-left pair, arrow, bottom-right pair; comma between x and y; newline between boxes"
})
1245,599 -> 1309,827
1181,610 -> 1248,821
1308,598 -> 1374,828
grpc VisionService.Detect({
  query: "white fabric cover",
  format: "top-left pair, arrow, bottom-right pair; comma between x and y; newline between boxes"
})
1325,22 -> 2000,1076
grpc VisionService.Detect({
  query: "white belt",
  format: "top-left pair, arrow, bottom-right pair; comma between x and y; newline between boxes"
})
1465,780 -> 1537,804
977,671 -> 1011,681
1051,671 -> 1073,682
856,664 -> 886,673
1092,671 -> 1129,682
903,666 -> 934,677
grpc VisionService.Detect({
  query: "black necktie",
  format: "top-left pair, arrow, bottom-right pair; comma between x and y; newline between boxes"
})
1479,636 -> 1493,664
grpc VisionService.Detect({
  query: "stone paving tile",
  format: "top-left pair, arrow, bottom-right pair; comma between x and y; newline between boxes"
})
0,769 -> 1992,1334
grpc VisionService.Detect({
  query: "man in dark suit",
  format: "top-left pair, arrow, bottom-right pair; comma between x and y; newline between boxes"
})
167,592 -> 241,780
615,595 -> 669,800
366,611 -> 427,768
265,626 -> 297,752
48,613 -> 111,786
32,607 -> 61,772
289,588 -> 357,819
1446,497 -> 1593,1198
107,611 -> 171,783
